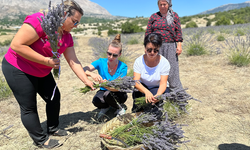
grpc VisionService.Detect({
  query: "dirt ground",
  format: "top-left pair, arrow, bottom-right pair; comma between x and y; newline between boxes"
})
0,35 -> 250,150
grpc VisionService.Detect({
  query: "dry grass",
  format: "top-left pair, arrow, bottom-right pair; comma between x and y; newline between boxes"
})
0,34 -> 250,150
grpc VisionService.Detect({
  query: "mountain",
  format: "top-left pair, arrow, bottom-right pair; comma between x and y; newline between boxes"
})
0,0 -> 111,19
199,1 -> 250,15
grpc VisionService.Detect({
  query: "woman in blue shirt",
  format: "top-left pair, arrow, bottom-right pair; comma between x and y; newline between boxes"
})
83,34 -> 128,118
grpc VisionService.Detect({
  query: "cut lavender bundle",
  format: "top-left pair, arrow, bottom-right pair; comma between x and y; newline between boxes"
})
80,76 -> 137,94
38,0 -> 68,78
134,89 -> 200,120
141,112 -> 188,150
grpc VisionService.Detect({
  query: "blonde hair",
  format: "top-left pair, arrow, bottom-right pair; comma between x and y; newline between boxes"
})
109,34 -> 122,53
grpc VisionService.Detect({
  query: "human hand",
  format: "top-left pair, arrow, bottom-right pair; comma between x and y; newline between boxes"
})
84,79 -> 95,90
90,73 -> 103,83
176,42 -> 182,56
144,91 -> 155,103
44,57 -> 60,69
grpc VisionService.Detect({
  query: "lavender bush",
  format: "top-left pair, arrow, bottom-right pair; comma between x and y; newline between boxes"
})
80,76 -> 137,94
182,29 -> 219,56
38,0 -> 68,78
0,76 -> 12,100
224,34 -> 250,67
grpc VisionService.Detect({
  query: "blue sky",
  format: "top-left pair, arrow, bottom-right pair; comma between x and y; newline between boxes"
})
90,0 -> 248,17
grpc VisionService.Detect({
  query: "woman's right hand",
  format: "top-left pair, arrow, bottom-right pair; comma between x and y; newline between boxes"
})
144,91 -> 156,103
89,73 -> 103,83
44,57 -> 60,69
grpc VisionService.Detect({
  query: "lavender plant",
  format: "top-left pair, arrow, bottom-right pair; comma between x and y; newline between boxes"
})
224,34 -> 250,67
80,76 -> 137,94
0,76 -> 12,100
182,29 -> 219,56
37,0 -> 68,78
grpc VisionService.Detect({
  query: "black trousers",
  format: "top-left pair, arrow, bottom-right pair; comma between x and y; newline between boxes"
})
2,57 -> 60,145
92,90 -> 127,109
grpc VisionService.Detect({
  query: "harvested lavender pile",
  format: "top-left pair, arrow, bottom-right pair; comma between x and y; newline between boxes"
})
108,112 -> 188,150
80,76 -> 137,94
38,0 -> 68,77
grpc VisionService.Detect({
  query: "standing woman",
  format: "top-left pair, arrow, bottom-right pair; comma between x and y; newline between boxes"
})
1,0 -> 94,148
145,0 -> 186,94
83,34 -> 128,119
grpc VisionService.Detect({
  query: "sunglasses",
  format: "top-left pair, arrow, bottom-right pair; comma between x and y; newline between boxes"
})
71,18 -> 79,26
107,52 -> 119,58
146,48 -> 159,53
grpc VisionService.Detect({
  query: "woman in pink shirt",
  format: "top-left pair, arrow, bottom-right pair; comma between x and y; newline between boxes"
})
1,0 -> 94,148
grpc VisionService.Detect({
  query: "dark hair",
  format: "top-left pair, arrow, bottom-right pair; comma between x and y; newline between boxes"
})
63,0 -> 84,16
144,33 -> 162,48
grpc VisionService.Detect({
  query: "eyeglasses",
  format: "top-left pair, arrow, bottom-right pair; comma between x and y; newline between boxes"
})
146,48 -> 159,53
107,52 -> 119,58
71,18 -> 79,26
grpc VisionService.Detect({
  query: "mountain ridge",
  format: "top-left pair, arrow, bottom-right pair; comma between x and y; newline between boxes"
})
198,1 -> 250,15
0,0 -> 111,19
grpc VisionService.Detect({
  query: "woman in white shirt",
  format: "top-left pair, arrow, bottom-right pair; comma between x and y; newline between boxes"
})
132,33 -> 170,112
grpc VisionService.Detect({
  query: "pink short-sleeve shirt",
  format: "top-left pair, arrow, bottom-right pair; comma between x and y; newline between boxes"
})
4,12 -> 74,77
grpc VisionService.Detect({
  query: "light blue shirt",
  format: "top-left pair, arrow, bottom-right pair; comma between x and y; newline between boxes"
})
91,58 -> 128,90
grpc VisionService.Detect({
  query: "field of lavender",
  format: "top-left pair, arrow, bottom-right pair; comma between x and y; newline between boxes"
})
0,22 -> 250,150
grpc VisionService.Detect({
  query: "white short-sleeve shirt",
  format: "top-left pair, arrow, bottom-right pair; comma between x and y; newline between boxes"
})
133,54 -> 170,88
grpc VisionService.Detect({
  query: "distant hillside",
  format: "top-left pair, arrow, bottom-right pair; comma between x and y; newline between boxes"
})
199,1 -> 250,15
0,0 -> 111,19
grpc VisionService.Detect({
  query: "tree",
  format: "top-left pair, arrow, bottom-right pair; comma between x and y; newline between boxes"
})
185,21 -> 198,28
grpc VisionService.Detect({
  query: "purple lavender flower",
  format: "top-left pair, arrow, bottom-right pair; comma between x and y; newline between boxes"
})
37,0 -> 68,78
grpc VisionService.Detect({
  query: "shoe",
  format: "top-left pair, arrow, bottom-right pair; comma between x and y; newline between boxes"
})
97,107 -> 110,118
51,129 -> 68,136
34,139 -> 60,149
115,108 -> 126,116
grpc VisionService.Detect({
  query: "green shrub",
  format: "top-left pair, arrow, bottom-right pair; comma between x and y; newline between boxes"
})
186,43 -> 206,56
207,28 -> 215,34
229,52 -> 250,67
0,77 -> 12,100
206,20 -> 211,26
0,39 -> 12,46
217,34 -> 225,41
127,38 -> 139,45
235,29 -> 245,36
215,16 -> 231,26
225,35 -> 250,67
233,18 -> 245,24
107,29 -> 118,36
121,22 -> 144,33
1,32 -> 7,35
185,21 -> 198,28
183,30 -> 217,56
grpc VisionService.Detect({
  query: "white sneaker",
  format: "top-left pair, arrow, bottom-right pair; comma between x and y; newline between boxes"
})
115,108 -> 126,116
97,107 -> 110,118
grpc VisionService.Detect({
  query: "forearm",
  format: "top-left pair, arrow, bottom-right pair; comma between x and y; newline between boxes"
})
11,44 -> 49,66
69,60 -> 89,84
156,84 -> 167,96
135,82 -> 150,94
